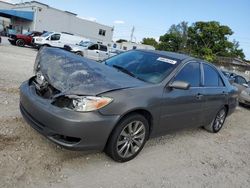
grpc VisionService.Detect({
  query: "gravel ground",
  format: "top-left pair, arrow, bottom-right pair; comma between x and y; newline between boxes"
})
0,39 -> 250,188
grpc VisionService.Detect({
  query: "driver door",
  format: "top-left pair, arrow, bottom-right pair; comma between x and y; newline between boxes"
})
49,33 -> 61,47
86,44 -> 100,61
159,61 -> 205,133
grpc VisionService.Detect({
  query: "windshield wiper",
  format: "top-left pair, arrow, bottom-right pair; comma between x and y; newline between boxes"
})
112,65 -> 136,78
112,65 -> 147,82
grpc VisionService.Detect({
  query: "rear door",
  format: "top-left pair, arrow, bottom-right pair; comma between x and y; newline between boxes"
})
159,61 -> 205,132
201,63 -> 228,124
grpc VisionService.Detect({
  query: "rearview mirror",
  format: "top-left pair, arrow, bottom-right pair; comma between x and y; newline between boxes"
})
169,81 -> 190,90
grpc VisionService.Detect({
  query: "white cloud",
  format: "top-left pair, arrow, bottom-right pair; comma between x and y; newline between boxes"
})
2,0 -> 23,3
114,20 -> 125,24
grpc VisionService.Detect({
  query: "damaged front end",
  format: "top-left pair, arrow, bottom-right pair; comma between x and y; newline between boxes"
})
31,47 -> 144,112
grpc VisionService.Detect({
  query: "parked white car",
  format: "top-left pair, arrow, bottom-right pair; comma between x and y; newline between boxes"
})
33,32 -> 87,49
64,42 -> 109,61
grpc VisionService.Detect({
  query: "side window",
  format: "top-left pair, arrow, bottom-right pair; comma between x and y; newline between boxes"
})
98,29 -> 106,36
235,76 -> 247,85
175,62 -> 201,87
88,44 -> 98,50
100,45 -> 107,52
203,64 -> 224,87
50,34 -> 60,41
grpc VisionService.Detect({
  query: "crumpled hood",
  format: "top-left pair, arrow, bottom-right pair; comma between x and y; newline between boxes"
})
34,47 -> 146,95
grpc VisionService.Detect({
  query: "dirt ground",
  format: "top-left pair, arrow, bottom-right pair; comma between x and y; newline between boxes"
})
0,37 -> 250,188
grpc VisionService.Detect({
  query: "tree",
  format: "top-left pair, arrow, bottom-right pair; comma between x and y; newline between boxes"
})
141,38 -> 158,48
187,21 -> 245,61
158,21 -> 188,52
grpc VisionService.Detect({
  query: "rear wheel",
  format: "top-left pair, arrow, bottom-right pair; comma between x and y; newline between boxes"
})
75,51 -> 83,56
16,39 -> 25,47
105,114 -> 149,162
204,107 -> 227,133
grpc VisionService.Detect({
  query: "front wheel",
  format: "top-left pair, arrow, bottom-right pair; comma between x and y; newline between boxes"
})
105,114 -> 149,162
204,107 -> 227,133
75,51 -> 83,56
16,39 -> 25,47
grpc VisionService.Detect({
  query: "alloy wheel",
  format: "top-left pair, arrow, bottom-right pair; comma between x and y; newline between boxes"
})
116,120 -> 146,158
213,108 -> 226,131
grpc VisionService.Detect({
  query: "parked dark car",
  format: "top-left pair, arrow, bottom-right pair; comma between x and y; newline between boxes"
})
8,31 -> 42,47
20,48 -> 238,162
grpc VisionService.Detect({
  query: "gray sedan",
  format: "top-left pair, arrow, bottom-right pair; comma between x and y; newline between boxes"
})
20,48 -> 238,162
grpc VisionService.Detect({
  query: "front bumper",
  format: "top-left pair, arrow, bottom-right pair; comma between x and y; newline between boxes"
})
20,81 -> 120,151
8,38 -> 16,45
33,43 -> 42,49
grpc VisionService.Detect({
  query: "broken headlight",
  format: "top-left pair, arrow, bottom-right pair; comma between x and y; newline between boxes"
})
53,96 -> 113,112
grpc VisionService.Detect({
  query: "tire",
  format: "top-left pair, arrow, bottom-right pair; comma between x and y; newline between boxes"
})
105,114 -> 149,162
16,39 -> 25,47
204,107 -> 227,133
75,51 -> 83,56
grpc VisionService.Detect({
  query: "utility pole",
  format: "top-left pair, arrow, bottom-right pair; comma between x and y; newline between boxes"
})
130,26 -> 135,42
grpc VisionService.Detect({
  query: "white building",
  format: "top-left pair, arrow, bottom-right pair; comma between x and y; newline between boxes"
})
113,41 -> 155,51
0,1 -> 113,43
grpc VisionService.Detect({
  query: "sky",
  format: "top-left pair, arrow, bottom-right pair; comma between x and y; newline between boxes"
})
4,0 -> 250,59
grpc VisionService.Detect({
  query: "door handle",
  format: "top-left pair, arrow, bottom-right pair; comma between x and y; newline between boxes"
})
96,51 -> 99,53
196,93 -> 203,100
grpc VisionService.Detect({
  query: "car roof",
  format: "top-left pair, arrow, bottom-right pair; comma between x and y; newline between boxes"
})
136,49 -> 192,61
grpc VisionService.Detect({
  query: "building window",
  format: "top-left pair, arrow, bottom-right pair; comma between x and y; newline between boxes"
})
99,29 -> 106,36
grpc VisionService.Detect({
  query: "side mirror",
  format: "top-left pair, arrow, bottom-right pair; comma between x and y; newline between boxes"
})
169,81 -> 190,90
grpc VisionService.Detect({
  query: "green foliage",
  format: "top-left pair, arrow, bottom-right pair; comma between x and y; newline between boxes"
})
142,21 -> 245,62
141,38 -> 158,48
158,21 -> 188,53
187,21 -> 244,61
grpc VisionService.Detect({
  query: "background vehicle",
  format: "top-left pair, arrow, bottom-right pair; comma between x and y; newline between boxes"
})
109,48 -> 125,57
20,48 -> 238,162
64,42 -> 109,61
33,32 -> 86,49
64,40 -> 94,54
8,31 -> 42,47
222,71 -> 250,106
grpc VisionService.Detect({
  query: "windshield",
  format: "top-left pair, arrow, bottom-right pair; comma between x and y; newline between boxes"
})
24,31 -> 33,36
105,50 -> 179,83
41,32 -> 53,37
79,41 -> 93,47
